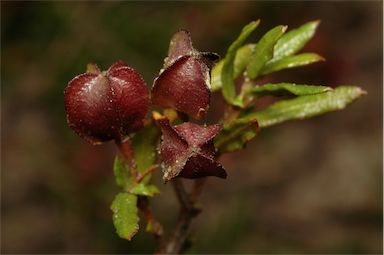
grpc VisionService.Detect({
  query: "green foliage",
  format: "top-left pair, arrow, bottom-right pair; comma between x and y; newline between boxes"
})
215,120 -> 259,153
221,20 -> 260,105
272,20 -> 320,60
237,86 -> 364,128
260,53 -> 324,75
130,183 -> 159,197
113,156 -> 131,188
132,124 -> 160,183
111,193 -> 139,240
246,25 -> 287,79
244,83 -> 332,97
111,123 -> 161,241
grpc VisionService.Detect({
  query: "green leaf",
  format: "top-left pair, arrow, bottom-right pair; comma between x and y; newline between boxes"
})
211,60 -> 224,92
245,83 -> 331,97
237,86 -> 365,128
113,156 -> 131,188
111,193 -> 139,241
215,120 -> 259,153
260,53 -> 324,75
221,20 -> 260,104
272,20 -> 320,60
234,44 -> 255,78
211,44 -> 255,92
246,25 -> 287,79
130,183 -> 159,197
132,124 -> 160,183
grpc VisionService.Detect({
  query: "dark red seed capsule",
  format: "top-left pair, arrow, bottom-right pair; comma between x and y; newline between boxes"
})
157,118 -> 227,181
64,61 -> 149,145
152,30 -> 219,120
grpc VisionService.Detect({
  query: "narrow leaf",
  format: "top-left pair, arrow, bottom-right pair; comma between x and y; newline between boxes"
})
273,20 -> 320,60
221,20 -> 260,104
237,86 -> 365,128
245,83 -> 331,97
211,44 -> 255,92
260,53 -> 324,75
215,120 -> 259,153
211,60 -> 224,92
113,156 -> 131,188
234,44 -> 255,78
111,193 -> 139,241
246,25 -> 287,79
130,183 -> 160,197
132,124 -> 160,183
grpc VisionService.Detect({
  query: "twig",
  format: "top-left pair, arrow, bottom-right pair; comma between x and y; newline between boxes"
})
160,179 -> 205,254
137,196 -> 165,248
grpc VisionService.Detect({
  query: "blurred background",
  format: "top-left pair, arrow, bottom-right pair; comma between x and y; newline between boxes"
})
1,1 -> 382,254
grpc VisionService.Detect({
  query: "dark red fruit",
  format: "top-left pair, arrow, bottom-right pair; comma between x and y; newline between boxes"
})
152,30 -> 219,120
157,118 -> 227,181
64,61 -> 149,145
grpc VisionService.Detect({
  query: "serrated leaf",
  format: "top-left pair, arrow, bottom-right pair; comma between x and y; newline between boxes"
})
215,120 -> 259,153
221,20 -> 260,104
211,44 -> 255,92
132,124 -> 160,183
246,25 -> 287,79
113,156 -> 131,188
237,86 -> 364,128
111,193 -> 139,241
260,53 -> 324,75
272,20 -> 320,61
245,83 -> 331,97
130,183 -> 159,197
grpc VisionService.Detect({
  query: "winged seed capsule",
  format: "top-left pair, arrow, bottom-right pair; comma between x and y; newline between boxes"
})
64,61 -> 149,144
151,30 -> 219,120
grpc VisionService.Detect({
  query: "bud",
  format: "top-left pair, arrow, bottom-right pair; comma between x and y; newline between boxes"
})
64,61 -> 149,144
152,30 -> 219,119
157,118 -> 227,181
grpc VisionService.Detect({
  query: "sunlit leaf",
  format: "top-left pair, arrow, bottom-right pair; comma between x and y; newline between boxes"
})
113,156 -> 131,188
221,20 -> 260,104
215,120 -> 259,153
211,61 -> 224,92
130,183 -> 159,197
260,53 -> 324,75
272,20 -> 320,61
237,86 -> 365,128
132,124 -> 160,183
111,193 -> 139,241
211,44 -> 255,92
246,25 -> 287,79
245,83 -> 331,97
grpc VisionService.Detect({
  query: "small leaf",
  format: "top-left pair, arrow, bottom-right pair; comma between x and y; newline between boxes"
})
111,193 -> 139,241
215,120 -> 259,153
245,83 -> 331,97
234,44 -> 255,77
130,183 -> 160,197
113,156 -> 131,188
246,25 -> 287,79
260,53 -> 324,75
211,60 -> 224,92
221,20 -> 260,104
132,124 -> 160,183
146,219 -> 164,235
237,86 -> 365,128
272,20 -> 320,60
211,44 -> 255,92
